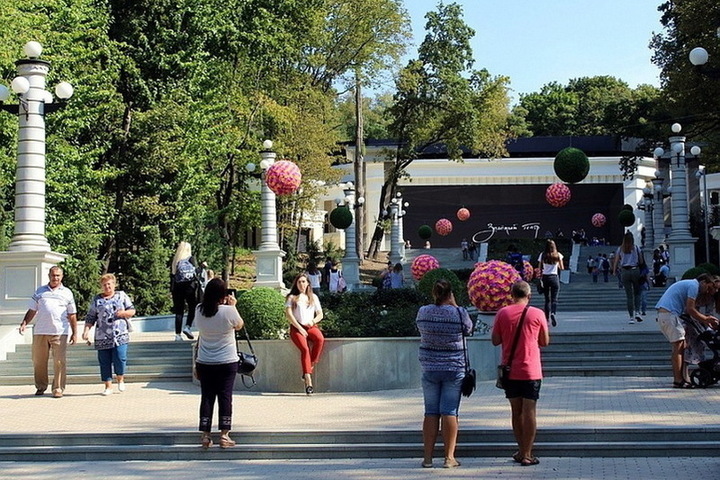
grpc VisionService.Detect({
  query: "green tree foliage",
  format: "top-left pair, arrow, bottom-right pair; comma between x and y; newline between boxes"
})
367,1 -> 513,257
650,0 -> 720,168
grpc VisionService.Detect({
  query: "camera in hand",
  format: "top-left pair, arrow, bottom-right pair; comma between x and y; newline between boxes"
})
226,288 -> 236,296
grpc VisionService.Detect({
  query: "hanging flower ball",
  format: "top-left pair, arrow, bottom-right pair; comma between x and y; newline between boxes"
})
435,218 -> 453,236
329,206 -> 353,230
545,183 -> 571,207
618,209 -> 636,227
554,147 -> 590,184
457,208 -> 471,221
591,213 -> 606,227
418,225 -> 433,240
467,260 -> 521,312
411,254 -> 440,281
265,160 -> 302,195
521,261 -> 535,282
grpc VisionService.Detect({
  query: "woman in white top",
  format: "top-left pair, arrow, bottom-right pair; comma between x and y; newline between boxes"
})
328,262 -> 342,293
285,273 -> 324,395
538,239 -> 564,327
194,278 -> 244,449
306,263 -> 322,294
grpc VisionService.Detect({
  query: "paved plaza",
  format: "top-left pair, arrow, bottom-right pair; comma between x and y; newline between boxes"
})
2,309 -> 720,478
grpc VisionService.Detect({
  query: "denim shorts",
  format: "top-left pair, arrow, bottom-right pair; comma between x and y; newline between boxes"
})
421,370 -> 464,416
504,379 -> 542,401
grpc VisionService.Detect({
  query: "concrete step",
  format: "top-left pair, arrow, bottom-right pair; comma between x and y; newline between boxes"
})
0,372 -> 192,385
1,427 -> 717,461
544,365 -> 670,376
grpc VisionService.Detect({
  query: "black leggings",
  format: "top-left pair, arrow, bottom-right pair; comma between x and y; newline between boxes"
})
172,281 -> 198,333
542,274 -> 560,319
197,362 -> 238,432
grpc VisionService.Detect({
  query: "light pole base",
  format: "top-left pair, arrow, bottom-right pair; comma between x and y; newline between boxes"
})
0,250 -> 66,325
252,248 -> 286,291
666,236 -> 697,281
341,255 -> 361,291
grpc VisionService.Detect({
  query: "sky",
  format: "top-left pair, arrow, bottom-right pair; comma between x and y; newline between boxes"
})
391,0 -> 664,101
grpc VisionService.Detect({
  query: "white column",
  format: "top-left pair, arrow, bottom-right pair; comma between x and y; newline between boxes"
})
253,142 -> 285,291
642,193 -> 654,257
653,178 -> 666,248
8,59 -> 51,252
666,134 -> 697,278
341,186 -> 361,290
388,203 -> 401,265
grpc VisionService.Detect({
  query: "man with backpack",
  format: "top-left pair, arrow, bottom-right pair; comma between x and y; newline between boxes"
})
506,245 -> 525,276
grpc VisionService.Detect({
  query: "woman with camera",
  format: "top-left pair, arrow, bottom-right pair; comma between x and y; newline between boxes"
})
194,278 -> 244,449
286,273 -> 324,395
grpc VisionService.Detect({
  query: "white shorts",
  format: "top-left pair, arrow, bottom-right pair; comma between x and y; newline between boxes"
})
657,310 -> 685,343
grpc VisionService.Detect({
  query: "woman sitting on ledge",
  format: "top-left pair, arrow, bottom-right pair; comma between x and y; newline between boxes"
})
286,273 -> 324,395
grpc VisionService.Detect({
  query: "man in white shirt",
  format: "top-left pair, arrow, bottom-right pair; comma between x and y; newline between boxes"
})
18,266 -> 78,398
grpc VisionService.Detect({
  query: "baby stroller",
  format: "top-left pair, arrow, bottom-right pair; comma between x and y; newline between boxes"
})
683,315 -> 720,388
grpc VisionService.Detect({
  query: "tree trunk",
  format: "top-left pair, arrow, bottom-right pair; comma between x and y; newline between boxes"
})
354,73 -> 366,261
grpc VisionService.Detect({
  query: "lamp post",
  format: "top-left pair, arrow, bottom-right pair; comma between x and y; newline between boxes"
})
640,184 -> 654,257
340,182 -> 363,291
251,139 -> 285,290
653,124 -> 697,279
689,27 -> 720,78
0,41 -> 74,323
651,165 -> 668,249
695,152 -> 710,264
393,192 -> 409,262
388,200 -> 401,266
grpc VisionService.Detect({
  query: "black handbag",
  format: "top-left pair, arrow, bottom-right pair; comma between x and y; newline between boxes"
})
236,327 -> 258,388
457,307 -> 476,398
496,306 -> 529,390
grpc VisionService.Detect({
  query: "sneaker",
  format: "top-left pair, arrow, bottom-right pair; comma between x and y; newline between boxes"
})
182,326 -> 195,340
175,334 -> 183,342
629,319 -> 635,324
118,381 -> 126,392
635,315 -> 643,323
550,313 -> 557,327
102,388 -> 113,396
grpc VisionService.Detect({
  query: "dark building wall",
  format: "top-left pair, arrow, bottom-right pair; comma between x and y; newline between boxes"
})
402,183 -> 625,248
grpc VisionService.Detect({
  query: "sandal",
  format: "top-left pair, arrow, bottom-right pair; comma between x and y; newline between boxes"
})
673,381 -> 694,389
512,451 -> 523,463
520,456 -> 540,466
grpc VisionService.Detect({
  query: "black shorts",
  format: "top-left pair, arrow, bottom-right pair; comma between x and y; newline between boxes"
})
504,379 -> 542,400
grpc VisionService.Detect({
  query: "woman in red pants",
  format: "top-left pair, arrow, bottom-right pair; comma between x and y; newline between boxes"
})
285,273 -> 324,395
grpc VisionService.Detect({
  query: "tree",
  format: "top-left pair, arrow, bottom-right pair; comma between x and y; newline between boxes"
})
367,1 -> 513,257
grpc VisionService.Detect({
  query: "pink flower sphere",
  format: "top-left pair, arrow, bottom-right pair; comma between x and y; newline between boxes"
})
435,218 -> 453,236
457,208 -> 471,221
265,160 -> 302,195
545,183 -> 571,207
467,260 -> 521,312
411,254 -> 440,281
591,213 -> 606,227
521,261 -> 535,282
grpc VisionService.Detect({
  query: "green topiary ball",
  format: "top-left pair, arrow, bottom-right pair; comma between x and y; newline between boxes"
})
698,263 -> 720,276
329,206 -> 353,230
418,225 -> 432,240
554,147 -> 590,184
618,210 -> 635,227
235,287 -> 287,339
416,268 -> 470,306
682,266 -> 709,280
621,204 -> 634,211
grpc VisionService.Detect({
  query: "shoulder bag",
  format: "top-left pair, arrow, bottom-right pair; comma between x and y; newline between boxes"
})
496,306 -> 529,390
457,307 -> 476,397
236,327 -> 258,388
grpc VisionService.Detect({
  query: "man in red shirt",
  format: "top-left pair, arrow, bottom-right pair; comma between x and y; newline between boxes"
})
492,281 -> 550,467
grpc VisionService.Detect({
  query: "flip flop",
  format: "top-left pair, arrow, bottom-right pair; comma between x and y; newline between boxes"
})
673,381 -> 694,389
521,456 -> 540,466
512,452 -> 523,463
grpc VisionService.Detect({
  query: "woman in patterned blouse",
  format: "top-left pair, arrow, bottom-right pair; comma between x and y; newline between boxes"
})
82,273 -> 136,396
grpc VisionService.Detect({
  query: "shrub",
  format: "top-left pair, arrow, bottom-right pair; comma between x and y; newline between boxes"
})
236,287 -> 287,339
554,147 -> 589,184
682,266 -> 708,280
697,263 -> 720,276
416,268 -> 470,306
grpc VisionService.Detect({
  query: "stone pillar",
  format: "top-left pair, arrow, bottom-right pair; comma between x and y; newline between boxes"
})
388,203 -> 401,265
253,143 -> 285,290
666,134 -> 697,279
653,175 -> 666,249
341,185 -> 361,290
642,188 -> 654,257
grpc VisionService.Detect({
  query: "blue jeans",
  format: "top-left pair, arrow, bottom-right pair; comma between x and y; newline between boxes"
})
422,370 -> 464,416
98,343 -> 128,382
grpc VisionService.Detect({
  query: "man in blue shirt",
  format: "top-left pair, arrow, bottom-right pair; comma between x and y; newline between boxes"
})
655,273 -> 719,388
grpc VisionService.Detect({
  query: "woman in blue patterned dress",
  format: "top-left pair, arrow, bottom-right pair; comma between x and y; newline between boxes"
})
416,279 -> 473,469
82,273 -> 136,396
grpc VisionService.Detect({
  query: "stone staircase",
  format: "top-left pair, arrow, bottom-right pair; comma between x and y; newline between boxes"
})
0,337 -> 194,385
1,427 -> 718,461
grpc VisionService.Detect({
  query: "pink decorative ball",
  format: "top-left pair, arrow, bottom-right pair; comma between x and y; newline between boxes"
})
435,218 -> 453,236
521,261 -> 535,282
467,260 -> 521,312
545,183 -> 571,207
457,208 -> 471,221
591,213 -> 606,227
411,254 -> 440,281
265,160 -> 302,195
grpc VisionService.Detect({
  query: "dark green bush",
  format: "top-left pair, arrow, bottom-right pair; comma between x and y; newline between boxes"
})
618,209 -> 636,227
682,266 -> 708,280
697,263 -> 720,276
236,287 -> 287,339
418,225 -> 432,240
319,288 -> 427,337
416,268 -> 470,306
329,206 -> 352,229
554,147 -> 589,184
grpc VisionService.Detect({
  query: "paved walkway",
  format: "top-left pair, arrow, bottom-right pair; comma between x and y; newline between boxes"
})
3,310 -> 720,478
